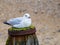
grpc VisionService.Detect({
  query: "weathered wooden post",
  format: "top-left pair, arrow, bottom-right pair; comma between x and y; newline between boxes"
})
6,25 -> 39,45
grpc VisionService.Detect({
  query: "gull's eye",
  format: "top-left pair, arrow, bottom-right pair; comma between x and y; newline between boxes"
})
25,15 -> 27,17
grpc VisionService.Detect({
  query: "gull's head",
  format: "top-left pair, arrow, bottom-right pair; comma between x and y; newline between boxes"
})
23,13 -> 31,18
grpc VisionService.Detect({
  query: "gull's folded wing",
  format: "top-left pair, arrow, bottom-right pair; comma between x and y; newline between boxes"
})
4,17 -> 23,25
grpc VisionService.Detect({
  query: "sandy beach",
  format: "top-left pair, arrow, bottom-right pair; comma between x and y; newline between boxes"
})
0,0 -> 60,45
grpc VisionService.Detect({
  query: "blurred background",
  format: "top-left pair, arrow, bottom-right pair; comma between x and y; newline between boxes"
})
0,0 -> 60,45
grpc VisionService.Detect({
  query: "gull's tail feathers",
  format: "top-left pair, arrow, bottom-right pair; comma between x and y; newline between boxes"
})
3,21 -> 11,25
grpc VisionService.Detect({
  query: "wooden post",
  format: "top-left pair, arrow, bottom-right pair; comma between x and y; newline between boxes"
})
6,27 -> 39,45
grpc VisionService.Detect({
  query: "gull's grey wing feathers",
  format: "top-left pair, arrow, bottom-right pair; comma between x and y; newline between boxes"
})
7,17 -> 23,25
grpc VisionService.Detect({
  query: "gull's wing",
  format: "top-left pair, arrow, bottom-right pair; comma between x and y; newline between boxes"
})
7,17 -> 23,25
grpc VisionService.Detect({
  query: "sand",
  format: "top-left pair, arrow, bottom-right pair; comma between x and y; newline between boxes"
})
0,0 -> 60,45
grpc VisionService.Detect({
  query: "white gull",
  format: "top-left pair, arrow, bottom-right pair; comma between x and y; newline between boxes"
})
4,13 -> 32,28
